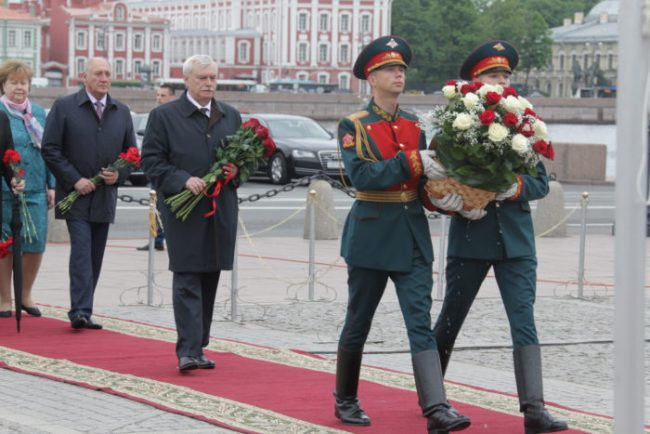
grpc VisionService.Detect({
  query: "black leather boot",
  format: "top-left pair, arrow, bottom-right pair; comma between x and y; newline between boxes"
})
514,345 -> 569,434
413,350 -> 471,433
334,348 -> 370,426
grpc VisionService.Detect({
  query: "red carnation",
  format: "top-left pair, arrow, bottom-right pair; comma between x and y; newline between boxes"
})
533,139 -> 554,160
485,91 -> 502,105
445,80 -> 457,86
502,87 -> 519,97
524,108 -> 538,119
0,236 -> 13,259
17,168 -> 25,178
473,81 -> 484,90
518,121 -> 535,138
460,84 -> 474,95
2,149 -> 20,166
263,138 -> 277,158
479,109 -> 496,126
545,142 -> 555,160
503,112 -> 519,128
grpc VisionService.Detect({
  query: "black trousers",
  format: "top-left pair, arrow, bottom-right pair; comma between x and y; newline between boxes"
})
66,219 -> 110,320
172,271 -> 220,358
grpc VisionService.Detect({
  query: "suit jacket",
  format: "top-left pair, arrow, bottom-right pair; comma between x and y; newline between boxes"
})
0,110 -> 15,228
41,89 -> 136,222
447,162 -> 549,260
338,100 -> 432,272
141,92 -> 241,273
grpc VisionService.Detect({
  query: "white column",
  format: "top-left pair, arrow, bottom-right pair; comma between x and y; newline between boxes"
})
614,0 -> 648,432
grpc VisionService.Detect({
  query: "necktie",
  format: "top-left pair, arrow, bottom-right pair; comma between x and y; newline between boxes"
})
95,101 -> 103,118
200,107 -> 209,117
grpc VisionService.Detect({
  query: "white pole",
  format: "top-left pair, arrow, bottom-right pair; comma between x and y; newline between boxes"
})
308,189 -> 316,301
577,192 -> 589,298
230,239 -> 238,321
146,190 -> 156,306
615,1 -> 647,431
436,215 -> 448,300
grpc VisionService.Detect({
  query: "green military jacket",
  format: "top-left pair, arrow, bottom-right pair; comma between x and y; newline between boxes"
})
338,100 -> 432,272
447,162 -> 549,260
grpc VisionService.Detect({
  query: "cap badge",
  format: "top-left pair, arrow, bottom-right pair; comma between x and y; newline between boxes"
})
386,38 -> 399,49
493,42 -> 505,51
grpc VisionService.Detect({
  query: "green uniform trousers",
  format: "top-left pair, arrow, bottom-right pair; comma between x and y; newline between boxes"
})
433,256 -> 539,350
339,247 -> 437,355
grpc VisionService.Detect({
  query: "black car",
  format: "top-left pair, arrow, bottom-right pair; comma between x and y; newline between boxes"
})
128,112 -> 149,186
242,113 -> 345,184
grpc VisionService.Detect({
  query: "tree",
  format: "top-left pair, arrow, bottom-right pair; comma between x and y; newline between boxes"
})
520,0 -> 602,27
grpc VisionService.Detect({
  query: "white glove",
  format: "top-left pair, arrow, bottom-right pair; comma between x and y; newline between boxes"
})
495,182 -> 518,201
419,150 -> 446,180
459,208 -> 487,220
430,193 -> 464,212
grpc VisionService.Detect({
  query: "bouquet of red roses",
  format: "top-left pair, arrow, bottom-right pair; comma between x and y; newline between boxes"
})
2,149 -> 37,242
0,234 -> 13,259
56,147 -> 141,214
166,118 -> 277,221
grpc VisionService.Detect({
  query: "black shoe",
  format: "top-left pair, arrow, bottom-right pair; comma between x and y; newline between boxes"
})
524,405 -> 568,434
136,244 -> 151,251
427,404 -> 471,433
197,355 -> 215,369
71,315 -> 88,329
0,310 -> 11,318
22,306 -> 42,317
154,243 -> 164,251
178,356 -> 199,371
85,318 -> 103,330
334,394 -> 371,426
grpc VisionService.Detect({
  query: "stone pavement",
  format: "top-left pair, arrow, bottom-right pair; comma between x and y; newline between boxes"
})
1,232 -> 649,433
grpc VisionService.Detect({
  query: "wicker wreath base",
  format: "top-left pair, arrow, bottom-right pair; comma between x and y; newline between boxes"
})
425,178 -> 496,210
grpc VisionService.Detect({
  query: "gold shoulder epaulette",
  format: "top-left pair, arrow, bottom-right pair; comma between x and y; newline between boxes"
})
346,110 -> 369,122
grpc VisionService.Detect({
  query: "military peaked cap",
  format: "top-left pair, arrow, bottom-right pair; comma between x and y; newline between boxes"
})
459,40 -> 519,80
353,35 -> 412,80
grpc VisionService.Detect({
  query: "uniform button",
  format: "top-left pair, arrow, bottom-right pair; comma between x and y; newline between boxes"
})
393,125 -> 398,130
207,133 -> 211,138
402,184 -> 407,189
404,205 -> 408,210
400,191 -> 408,202
399,143 -> 405,149
495,203 -> 500,208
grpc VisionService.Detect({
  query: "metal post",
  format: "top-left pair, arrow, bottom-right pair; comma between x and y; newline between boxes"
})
146,190 -> 156,306
308,189 -> 316,301
230,239 -> 238,321
436,215 -> 448,300
577,192 -> 589,298
615,0 -> 647,431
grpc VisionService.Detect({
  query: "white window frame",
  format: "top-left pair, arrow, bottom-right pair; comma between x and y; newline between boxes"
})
152,34 -> 162,52
134,59 -> 143,74
319,13 -> 329,32
339,43 -> 349,64
76,31 -> 87,50
238,41 -> 250,63
340,14 -> 350,32
76,58 -> 86,76
133,33 -> 144,52
317,73 -> 328,84
23,30 -> 32,48
115,58 -> 124,76
319,43 -> 329,63
298,12 -> 309,31
152,60 -> 161,77
338,73 -> 350,90
95,31 -> 105,51
8,30 -> 16,48
360,14 -> 371,33
297,72 -> 309,81
115,32 -> 125,51
298,42 -> 309,63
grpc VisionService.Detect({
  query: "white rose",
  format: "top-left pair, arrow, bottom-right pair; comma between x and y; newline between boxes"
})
463,92 -> 479,109
452,113 -> 474,130
511,133 -> 530,155
442,85 -> 456,98
518,96 -> 533,110
487,123 -> 509,142
532,119 -> 548,139
501,95 -> 523,113
477,84 -> 503,98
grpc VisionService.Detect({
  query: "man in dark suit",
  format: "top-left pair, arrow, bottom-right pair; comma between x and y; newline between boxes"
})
334,36 -> 470,433
42,57 -> 136,330
141,54 -> 241,372
432,41 -> 568,434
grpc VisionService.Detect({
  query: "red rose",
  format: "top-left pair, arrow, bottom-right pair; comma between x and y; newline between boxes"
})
0,236 -> 13,259
445,80 -> 457,86
518,121 -> 535,137
242,118 -> 261,129
533,139 -> 555,160
473,81 -> 484,90
17,168 -> 25,178
503,112 -> 519,128
460,84 -> 473,95
263,138 -> 277,158
502,87 -> 518,97
485,91 -> 501,105
255,126 -> 269,140
545,142 -> 555,160
2,149 -> 20,166
524,108 -> 538,119
479,109 -> 496,126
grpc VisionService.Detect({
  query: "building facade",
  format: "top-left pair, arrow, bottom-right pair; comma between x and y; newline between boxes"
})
523,0 -> 618,98
125,0 -> 393,93
0,6 -> 43,75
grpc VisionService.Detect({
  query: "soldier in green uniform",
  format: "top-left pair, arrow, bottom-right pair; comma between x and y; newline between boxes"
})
334,35 -> 471,434
432,40 -> 568,434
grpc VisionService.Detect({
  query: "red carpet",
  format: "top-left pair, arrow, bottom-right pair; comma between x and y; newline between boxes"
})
0,309 -> 608,433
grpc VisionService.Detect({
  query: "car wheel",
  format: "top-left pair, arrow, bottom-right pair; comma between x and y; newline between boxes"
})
269,153 -> 290,184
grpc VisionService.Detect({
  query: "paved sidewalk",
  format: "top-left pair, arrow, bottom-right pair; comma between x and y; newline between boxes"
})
1,233 -> 649,433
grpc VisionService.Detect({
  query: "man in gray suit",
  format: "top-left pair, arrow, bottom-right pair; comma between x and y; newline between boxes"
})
141,55 -> 241,371
42,57 -> 136,330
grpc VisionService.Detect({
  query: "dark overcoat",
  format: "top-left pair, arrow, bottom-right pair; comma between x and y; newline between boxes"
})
141,93 -> 241,273
0,111 -> 15,227
41,89 -> 136,222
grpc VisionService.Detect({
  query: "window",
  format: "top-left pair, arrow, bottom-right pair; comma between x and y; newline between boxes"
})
134,33 -> 144,51
608,53 -> 614,70
298,12 -> 308,31
23,30 -> 32,48
115,59 -> 124,76
298,42 -> 308,63
76,58 -> 85,75
96,31 -> 105,50
319,44 -> 328,63
297,72 -> 309,81
152,34 -> 162,52
238,41 -> 250,63
76,31 -> 87,49
115,4 -> 126,21
340,14 -> 350,32
583,53 -> 589,70
115,32 -> 125,50
559,54 -> 564,71
594,53 -> 601,68
339,44 -> 349,64
319,13 -> 329,32
8,30 -> 15,48
361,14 -> 371,33
152,60 -> 161,76
558,82 -> 564,97
317,73 -> 328,84
134,59 -> 142,74
338,73 -> 350,90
